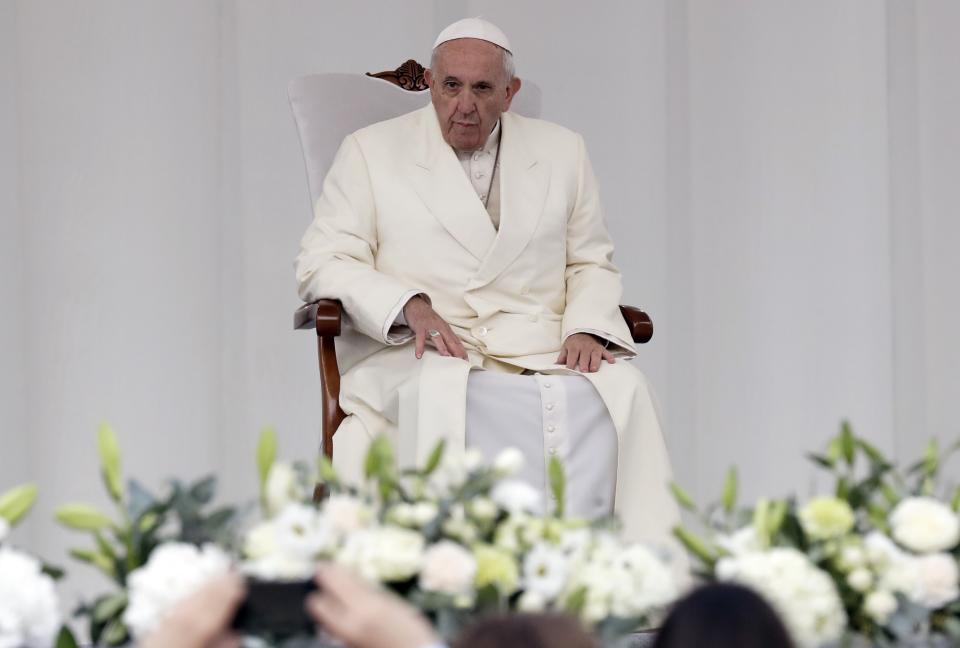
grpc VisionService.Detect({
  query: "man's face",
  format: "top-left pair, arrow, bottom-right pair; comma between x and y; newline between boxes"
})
425,39 -> 521,153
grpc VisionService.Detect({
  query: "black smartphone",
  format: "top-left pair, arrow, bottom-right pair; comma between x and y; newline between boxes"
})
231,577 -> 319,638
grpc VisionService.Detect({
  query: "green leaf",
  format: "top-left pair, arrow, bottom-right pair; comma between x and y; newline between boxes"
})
97,423 -> 124,502
806,453 -> 835,470
669,482 -> 697,512
55,626 -> 80,648
55,503 -> 113,530
422,439 -> 446,477
672,526 -> 716,566
126,479 -> 156,522
69,549 -> 116,577
563,585 -> 588,615
189,476 -> 217,504
952,486 -> 960,512
100,618 -> 129,646
318,454 -> 339,485
92,592 -> 128,623
753,499 -> 770,547
840,421 -> 856,466
857,438 -> 888,465
364,434 -> 395,481
256,427 -> 278,492
923,438 -> 939,476
826,437 -> 843,464
0,483 -> 38,525
721,467 -> 738,514
767,500 -> 787,537
548,456 -> 566,518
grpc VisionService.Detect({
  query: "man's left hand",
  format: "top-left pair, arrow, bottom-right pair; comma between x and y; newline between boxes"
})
556,333 -> 616,373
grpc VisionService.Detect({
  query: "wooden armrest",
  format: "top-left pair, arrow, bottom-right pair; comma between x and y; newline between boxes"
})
294,300 -> 342,336
619,305 -> 653,344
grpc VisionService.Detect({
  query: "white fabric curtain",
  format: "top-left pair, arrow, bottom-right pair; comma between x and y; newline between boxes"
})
1,0 -> 957,601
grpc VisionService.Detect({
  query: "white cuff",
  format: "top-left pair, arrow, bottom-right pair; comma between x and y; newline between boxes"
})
384,290 -> 426,344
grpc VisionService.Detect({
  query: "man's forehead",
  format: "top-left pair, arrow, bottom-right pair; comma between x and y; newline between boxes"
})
433,39 -> 503,76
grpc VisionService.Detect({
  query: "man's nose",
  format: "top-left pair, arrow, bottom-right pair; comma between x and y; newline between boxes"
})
456,89 -> 478,117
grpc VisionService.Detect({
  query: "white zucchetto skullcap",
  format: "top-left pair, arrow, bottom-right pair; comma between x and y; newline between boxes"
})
433,17 -> 512,54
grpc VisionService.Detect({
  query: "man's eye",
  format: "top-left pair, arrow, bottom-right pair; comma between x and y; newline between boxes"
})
444,81 -> 459,90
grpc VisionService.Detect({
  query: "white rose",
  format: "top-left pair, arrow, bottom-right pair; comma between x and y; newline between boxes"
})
864,531 -> 904,568
337,526 -> 424,582
0,546 -> 61,648
890,497 -> 960,554
910,553 -> 959,609
273,503 -> 334,562
324,494 -> 370,536
419,541 -> 477,597
264,463 -> 304,517
839,545 -> 866,571
493,447 -> 525,476
124,543 -> 231,639
863,589 -> 898,624
846,568 -> 873,592
491,479 -> 541,515
0,518 -> 9,544
243,520 -> 279,560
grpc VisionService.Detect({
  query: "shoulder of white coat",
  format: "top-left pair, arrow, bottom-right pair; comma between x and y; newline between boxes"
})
503,112 -> 583,158
350,104 -> 432,149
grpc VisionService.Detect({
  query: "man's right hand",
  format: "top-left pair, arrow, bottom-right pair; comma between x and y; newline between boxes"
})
403,295 -> 468,361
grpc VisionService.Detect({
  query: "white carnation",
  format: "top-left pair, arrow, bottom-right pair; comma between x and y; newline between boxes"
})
863,589 -> 898,624
491,479 -> 542,515
419,541 -> 477,597
0,546 -> 61,648
467,497 -> 497,522
124,543 -> 231,639
716,547 -> 846,648
337,525 -> 424,582
264,462 -> 305,517
890,497 -> 960,554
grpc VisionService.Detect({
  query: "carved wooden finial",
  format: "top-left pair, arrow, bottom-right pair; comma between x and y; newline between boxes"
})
366,59 -> 428,92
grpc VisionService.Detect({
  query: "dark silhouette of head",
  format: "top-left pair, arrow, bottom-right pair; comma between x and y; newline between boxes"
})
454,612 -> 597,648
652,583 -> 795,648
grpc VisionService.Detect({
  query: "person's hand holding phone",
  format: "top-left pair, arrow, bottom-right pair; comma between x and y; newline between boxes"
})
307,563 -> 441,648
141,572 -> 246,648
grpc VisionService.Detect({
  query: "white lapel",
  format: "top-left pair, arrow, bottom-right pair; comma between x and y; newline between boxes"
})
409,106 -> 497,261
469,111 -> 550,289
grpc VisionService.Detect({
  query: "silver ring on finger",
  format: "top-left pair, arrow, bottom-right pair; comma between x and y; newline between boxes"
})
428,329 -> 441,338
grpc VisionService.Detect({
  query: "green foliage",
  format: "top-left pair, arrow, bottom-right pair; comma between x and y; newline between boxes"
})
0,482 -> 38,525
548,456 -> 566,518
256,426 -> 278,495
668,482 -> 697,512
57,424 -> 239,646
721,467 -> 738,515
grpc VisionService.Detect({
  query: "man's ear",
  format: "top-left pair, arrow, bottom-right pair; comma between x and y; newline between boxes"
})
503,77 -> 522,111
424,68 -> 433,88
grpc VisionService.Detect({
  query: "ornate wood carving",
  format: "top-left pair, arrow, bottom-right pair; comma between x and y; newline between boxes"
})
366,59 -> 428,92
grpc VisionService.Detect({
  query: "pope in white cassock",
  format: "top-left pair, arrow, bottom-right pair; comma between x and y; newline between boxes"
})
295,18 -> 682,554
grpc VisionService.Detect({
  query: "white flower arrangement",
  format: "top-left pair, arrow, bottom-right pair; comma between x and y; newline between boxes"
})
239,434 -> 679,644
0,483 -> 61,648
123,542 -> 232,640
671,422 -> 960,647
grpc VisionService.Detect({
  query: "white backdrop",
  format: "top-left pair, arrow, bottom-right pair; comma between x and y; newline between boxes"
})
1,0 -> 958,603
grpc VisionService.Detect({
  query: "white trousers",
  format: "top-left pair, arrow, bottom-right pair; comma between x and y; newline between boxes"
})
465,370 -> 618,519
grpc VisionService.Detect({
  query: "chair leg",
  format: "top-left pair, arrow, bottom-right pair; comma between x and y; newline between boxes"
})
314,334 -> 346,503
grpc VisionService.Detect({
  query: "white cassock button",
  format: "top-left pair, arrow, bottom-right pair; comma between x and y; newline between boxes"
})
543,382 -> 552,389
474,170 -> 484,179
480,193 -> 487,201
473,153 -> 481,161
477,327 -> 488,337
545,403 -> 554,411
548,447 -> 557,455
547,425 -> 556,433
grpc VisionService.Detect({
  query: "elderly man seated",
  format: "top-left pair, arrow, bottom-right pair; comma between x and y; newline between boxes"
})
295,18 -> 679,550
